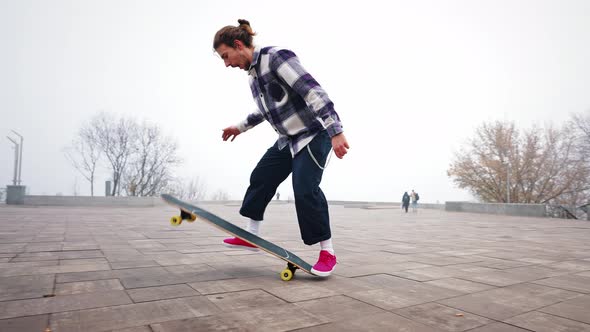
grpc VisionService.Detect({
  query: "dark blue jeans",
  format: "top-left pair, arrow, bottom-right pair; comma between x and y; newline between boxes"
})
239,131 -> 332,245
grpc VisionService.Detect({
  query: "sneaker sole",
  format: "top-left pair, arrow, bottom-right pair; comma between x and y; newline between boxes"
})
311,267 -> 335,277
223,243 -> 259,252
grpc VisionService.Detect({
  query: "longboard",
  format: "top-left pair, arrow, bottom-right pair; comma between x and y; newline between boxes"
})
161,194 -> 314,281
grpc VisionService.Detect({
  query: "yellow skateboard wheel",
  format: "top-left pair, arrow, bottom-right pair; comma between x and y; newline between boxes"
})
187,214 -> 197,222
170,216 -> 183,226
280,268 -> 293,281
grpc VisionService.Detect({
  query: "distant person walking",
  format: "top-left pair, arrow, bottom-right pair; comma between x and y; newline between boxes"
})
276,192 -> 280,200
411,190 -> 419,212
402,192 -> 410,213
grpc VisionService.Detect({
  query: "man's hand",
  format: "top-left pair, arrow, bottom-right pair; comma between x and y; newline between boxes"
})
222,126 -> 241,142
331,133 -> 350,159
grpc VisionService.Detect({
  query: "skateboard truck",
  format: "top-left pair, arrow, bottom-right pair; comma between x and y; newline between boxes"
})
170,210 -> 197,226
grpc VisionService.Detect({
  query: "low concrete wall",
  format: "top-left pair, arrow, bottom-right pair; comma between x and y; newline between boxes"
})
23,195 -> 164,207
445,201 -> 546,218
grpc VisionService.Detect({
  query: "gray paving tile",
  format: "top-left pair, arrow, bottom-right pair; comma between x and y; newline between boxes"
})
439,283 -> 582,320
467,322 -> 531,332
293,295 -> 386,322
295,312 -> 443,332
533,274 -> 590,293
424,278 -> 496,294
56,270 -> 118,283
0,274 -> 55,301
0,290 -> 132,319
111,327 -> 152,332
50,296 -> 221,332
504,311 -> 590,331
126,284 -> 200,302
151,303 -> 328,332
394,302 -> 492,331
539,294 -> 590,324
348,275 -> 461,310
109,260 -> 160,269
0,314 -> 49,332
264,283 -> 340,302
55,279 -> 124,295
206,289 -> 286,310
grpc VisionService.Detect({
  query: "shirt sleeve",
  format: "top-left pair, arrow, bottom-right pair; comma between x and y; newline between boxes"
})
270,49 -> 343,137
236,109 -> 265,133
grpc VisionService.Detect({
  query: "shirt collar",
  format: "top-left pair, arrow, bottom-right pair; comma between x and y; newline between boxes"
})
248,45 -> 262,75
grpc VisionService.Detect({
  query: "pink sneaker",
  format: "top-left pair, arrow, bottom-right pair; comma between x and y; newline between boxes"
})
223,237 -> 258,251
311,250 -> 337,277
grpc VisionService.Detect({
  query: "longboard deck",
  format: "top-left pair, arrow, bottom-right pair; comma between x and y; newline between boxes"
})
161,194 -> 314,279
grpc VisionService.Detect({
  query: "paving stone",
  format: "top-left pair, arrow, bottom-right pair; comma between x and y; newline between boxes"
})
0,314 -> 49,332
151,303 -> 328,332
335,261 -> 432,277
265,283 -> 340,302
59,258 -> 109,265
424,278 -> 496,294
127,284 -> 200,302
111,326 -> 152,332
50,296 -> 221,332
293,295 -> 385,322
533,274 -> 590,293
55,279 -> 124,295
188,276 -> 269,294
294,312 -> 443,332
0,262 -> 111,277
439,283 -> 582,320
207,289 -> 286,310
0,290 -> 132,319
539,294 -> 590,324
348,275 -> 461,310
56,270 -> 118,283
395,302 -> 492,331
109,260 -> 160,269
0,274 -> 55,301
467,322 -> 531,332
504,311 -> 590,331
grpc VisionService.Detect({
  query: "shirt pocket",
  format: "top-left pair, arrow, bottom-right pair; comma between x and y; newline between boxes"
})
263,80 -> 288,106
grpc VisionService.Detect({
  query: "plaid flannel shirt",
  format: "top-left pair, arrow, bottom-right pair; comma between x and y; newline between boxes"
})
236,46 -> 343,156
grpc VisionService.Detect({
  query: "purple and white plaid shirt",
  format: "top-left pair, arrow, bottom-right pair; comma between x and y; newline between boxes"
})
235,46 -> 343,156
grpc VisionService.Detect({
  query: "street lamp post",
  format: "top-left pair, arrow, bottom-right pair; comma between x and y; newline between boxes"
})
11,130 -> 23,185
6,137 -> 18,185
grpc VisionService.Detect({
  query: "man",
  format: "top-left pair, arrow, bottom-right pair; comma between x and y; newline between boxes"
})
214,19 -> 349,277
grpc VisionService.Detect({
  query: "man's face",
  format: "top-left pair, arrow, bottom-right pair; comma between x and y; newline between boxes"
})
216,42 -> 250,71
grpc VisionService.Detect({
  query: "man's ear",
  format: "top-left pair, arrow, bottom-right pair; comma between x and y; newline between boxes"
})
234,40 -> 244,50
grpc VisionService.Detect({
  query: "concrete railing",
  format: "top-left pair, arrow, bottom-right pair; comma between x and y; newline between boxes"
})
445,201 -> 546,218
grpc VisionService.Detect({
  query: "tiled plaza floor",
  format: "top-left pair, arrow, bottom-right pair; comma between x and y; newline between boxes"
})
1,202 -> 589,331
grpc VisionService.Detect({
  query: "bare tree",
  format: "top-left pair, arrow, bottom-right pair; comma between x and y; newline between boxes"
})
448,120 -> 589,204
124,122 -> 181,196
165,176 -> 208,201
64,126 -> 102,196
91,112 -> 137,196
211,189 -> 230,201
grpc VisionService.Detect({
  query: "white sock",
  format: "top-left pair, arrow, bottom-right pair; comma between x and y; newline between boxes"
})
247,219 -> 261,236
320,239 -> 335,255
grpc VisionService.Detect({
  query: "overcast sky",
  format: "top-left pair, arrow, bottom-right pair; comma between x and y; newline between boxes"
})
1,0 -> 589,202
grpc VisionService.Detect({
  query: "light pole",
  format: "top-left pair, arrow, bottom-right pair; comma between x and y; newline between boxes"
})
11,130 -> 23,185
6,137 -> 19,185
